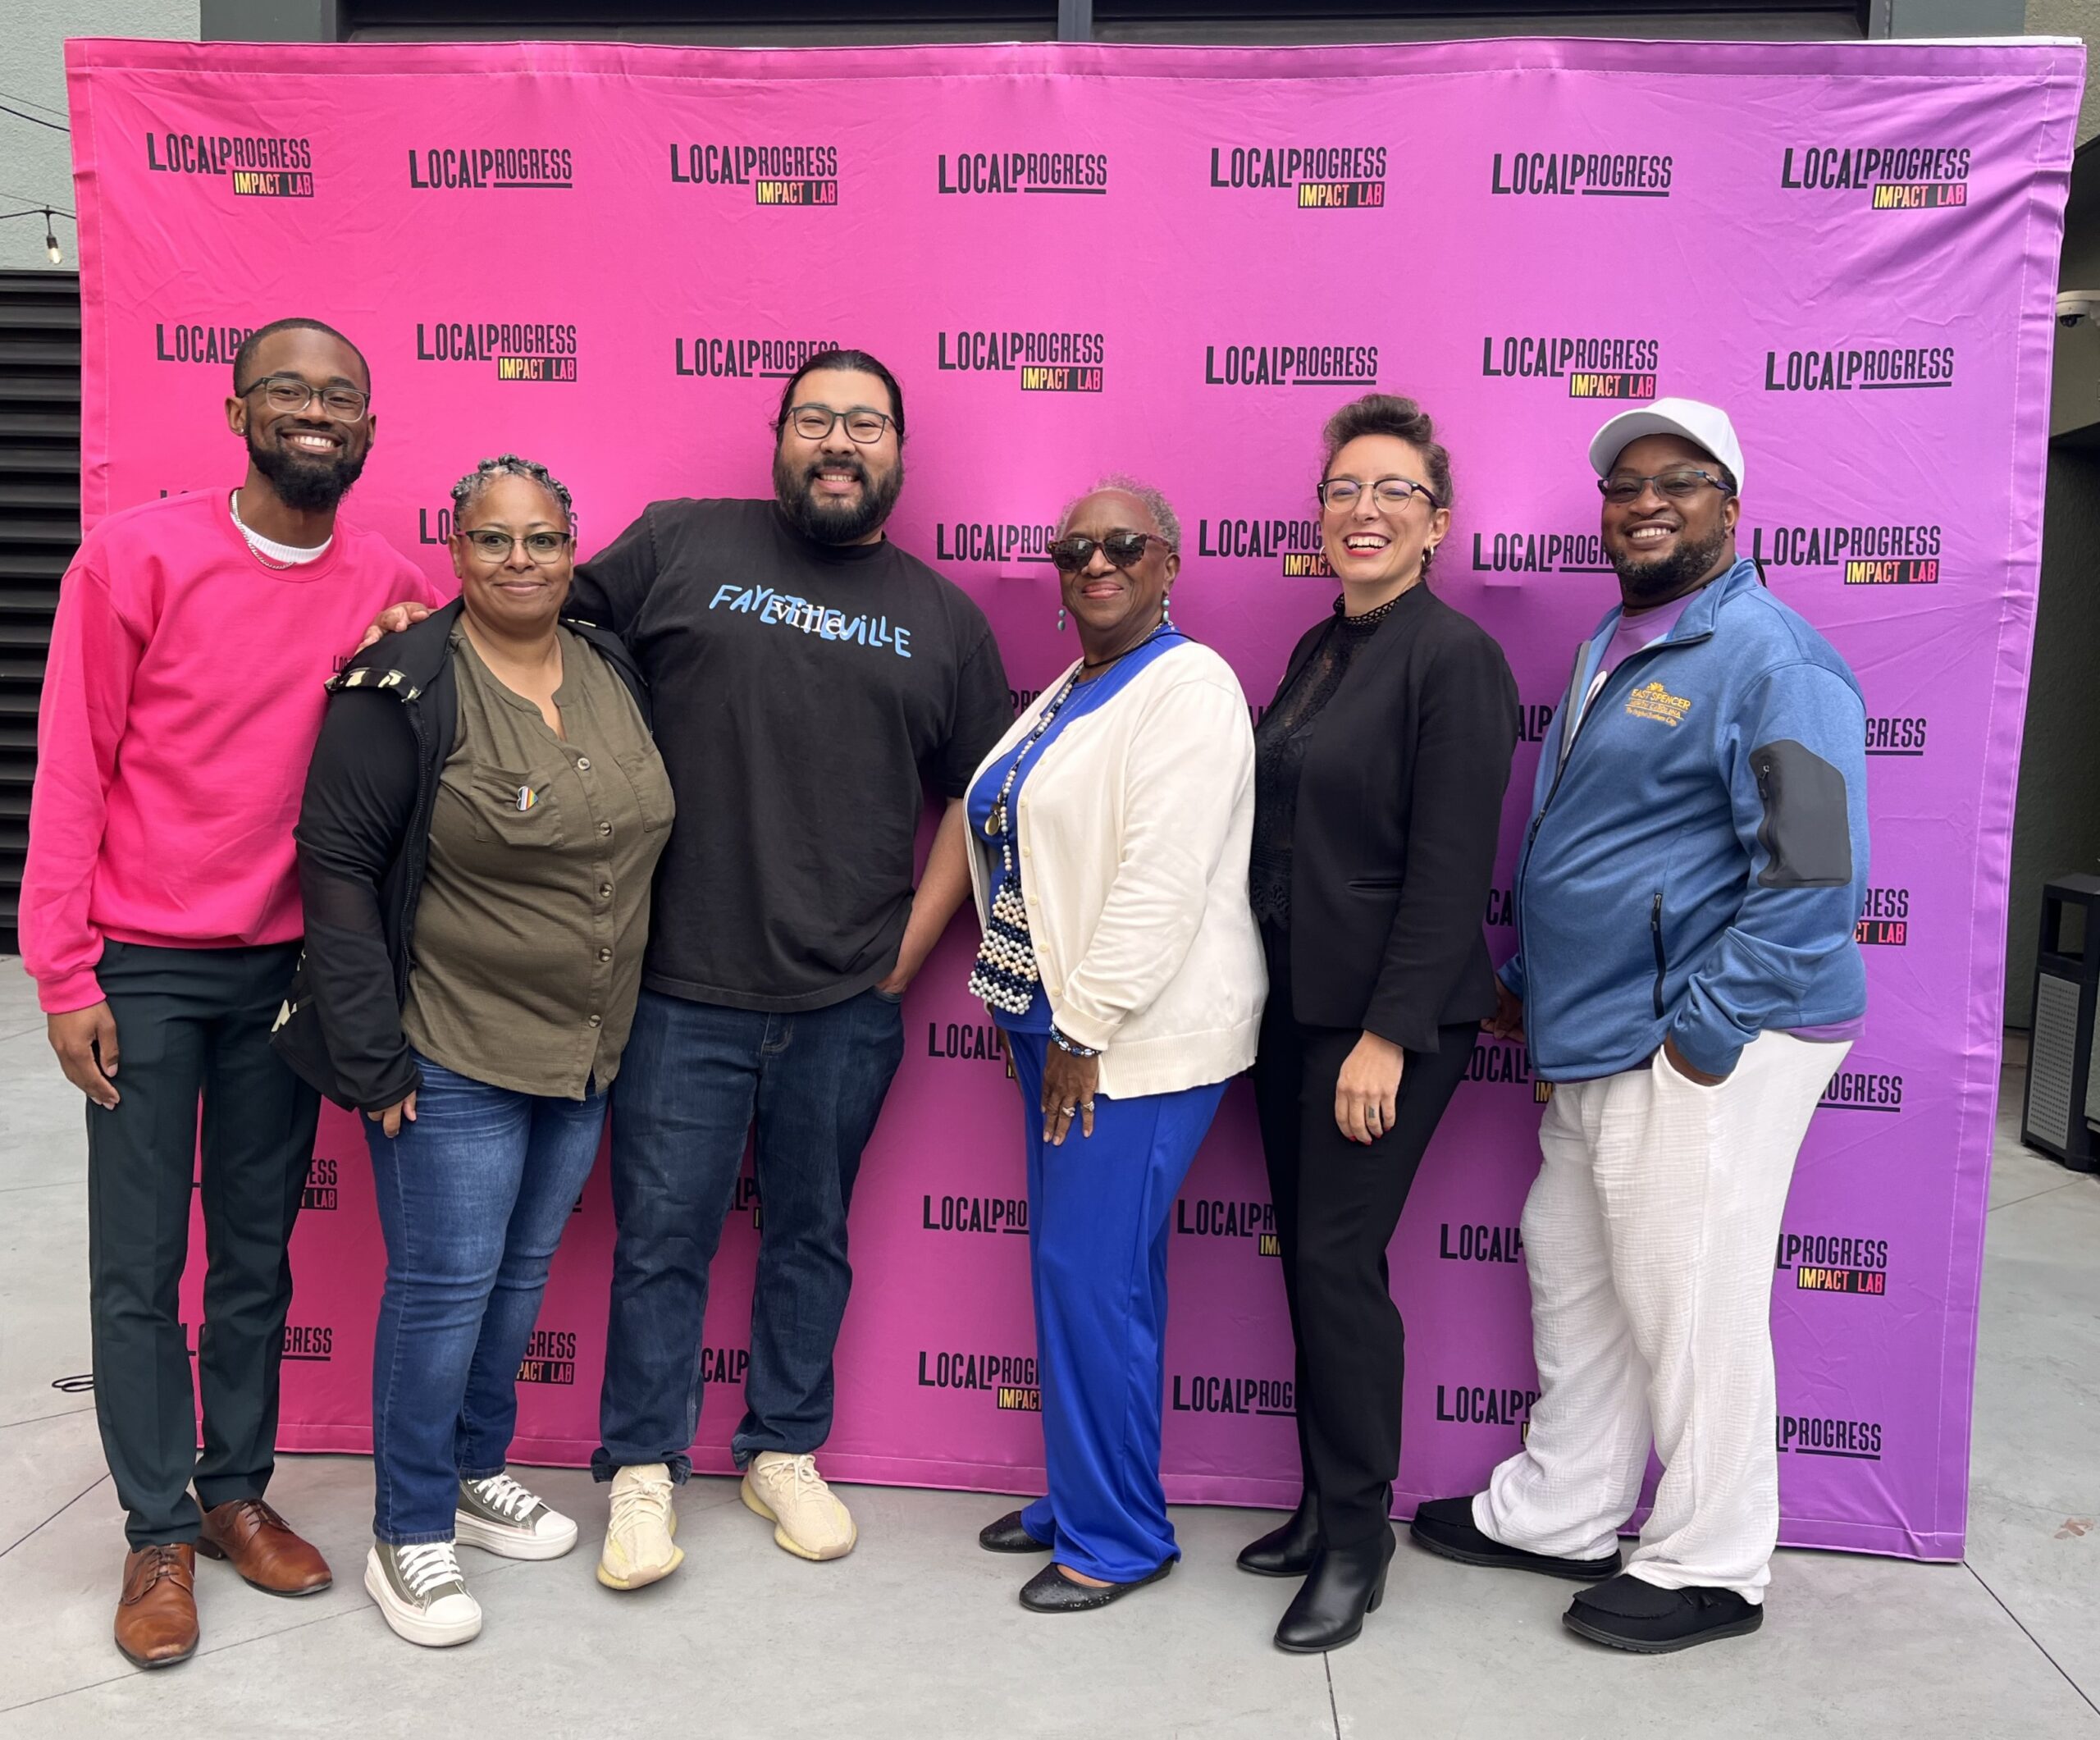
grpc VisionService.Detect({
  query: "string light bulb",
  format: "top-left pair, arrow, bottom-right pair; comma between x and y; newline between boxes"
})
43,209 -> 60,265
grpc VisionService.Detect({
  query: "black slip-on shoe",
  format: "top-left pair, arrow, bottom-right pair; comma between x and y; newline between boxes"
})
1237,1493 -> 1320,1578
1408,1496 -> 1622,1581
978,1510 -> 1052,1554
1018,1559 -> 1172,1612
1563,1573 -> 1764,1653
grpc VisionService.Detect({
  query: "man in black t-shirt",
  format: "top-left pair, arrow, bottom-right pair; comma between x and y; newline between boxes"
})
572,350 -> 1012,1585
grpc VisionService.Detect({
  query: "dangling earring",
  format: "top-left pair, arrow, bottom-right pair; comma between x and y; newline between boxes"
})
1057,603 -> 1066,633
1160,589 -> 1175,628
1420,544 -> 1438,578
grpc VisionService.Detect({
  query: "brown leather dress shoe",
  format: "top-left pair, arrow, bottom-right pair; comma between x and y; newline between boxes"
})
196,1499 -> 333,1596
116,1543 -> 199,1669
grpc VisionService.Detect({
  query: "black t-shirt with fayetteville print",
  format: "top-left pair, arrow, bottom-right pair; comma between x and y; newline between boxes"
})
570,498 -> 1011,1012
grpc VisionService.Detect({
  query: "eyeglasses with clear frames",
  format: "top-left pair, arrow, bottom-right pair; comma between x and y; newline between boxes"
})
456,529 -> 573,565
786,404 -> 897,445
239,374 -> 370,422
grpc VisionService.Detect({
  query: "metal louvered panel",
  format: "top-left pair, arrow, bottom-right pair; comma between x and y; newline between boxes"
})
0,271 -> 80,954
2029,971 -> 2081,1153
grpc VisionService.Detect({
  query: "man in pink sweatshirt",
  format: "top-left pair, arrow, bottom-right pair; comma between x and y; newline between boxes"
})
22,317 -> 441,1670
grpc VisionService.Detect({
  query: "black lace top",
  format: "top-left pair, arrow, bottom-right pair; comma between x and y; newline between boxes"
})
1249,593 -> 1405,928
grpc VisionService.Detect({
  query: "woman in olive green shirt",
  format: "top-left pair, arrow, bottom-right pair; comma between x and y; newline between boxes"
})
289,455 -> 670,1649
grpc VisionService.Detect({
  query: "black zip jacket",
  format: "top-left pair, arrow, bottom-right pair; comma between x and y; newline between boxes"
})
271,600 -> 651,1112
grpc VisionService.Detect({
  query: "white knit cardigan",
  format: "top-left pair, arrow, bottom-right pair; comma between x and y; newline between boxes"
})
964,639 -> 1267,1101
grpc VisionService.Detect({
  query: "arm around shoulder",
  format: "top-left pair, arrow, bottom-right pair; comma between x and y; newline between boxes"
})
569,503 -> 660,633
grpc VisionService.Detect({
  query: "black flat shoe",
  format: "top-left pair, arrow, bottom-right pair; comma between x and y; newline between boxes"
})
1018,1560 -> 1172,1612
1237,1492 -> 1320,1578
1273,1530 -> 1394,1653
978,1509 -> 1052,1554
1563,1574 -> 1763,1654
1409,1495 -> 1622,1581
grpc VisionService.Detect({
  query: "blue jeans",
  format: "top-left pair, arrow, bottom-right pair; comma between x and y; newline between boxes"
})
594,985 -> 905,1480
365,1053 -> 606,1544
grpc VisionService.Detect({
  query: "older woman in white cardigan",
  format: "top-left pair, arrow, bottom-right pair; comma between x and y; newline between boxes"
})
961,476 -> 1264,1613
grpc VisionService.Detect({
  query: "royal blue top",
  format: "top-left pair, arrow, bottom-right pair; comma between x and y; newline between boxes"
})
967,630 -> 1187,1032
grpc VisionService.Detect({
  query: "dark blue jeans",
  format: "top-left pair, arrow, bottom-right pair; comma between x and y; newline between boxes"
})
594,985 -> 905,1481
365,1053 -> 606,1544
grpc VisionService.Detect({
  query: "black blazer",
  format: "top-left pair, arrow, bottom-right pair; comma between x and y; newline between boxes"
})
1270,583 -> 1519,1050
271,600 -> 651,1113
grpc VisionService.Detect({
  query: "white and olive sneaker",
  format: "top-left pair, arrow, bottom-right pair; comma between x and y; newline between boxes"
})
741,1452 -> 856,1562
596,1463 -> 682,1592
364,1541 -> 482,1647
454,1473 -> 578,1561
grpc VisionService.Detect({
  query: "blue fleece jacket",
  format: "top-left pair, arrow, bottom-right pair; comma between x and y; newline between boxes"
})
1502,559 -> 1869,1081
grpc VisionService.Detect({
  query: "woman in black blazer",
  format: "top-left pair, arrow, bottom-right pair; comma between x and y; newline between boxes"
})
1240,395 -> 1518,1653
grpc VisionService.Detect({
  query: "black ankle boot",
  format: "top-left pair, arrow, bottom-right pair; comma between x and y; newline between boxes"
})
1237,1492 -> 1321,1578
1273,1530 -> 1395,1654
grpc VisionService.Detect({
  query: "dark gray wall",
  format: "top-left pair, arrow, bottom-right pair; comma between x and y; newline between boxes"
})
2008,446 -> 2100,1025
2008,139 -> 2100,1027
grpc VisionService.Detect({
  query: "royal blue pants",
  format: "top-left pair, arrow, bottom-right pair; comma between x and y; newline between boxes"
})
1008,1033 -> 1228,1583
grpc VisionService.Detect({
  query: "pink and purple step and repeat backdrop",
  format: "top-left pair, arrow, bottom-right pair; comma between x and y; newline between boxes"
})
66,34 -> 2080,1559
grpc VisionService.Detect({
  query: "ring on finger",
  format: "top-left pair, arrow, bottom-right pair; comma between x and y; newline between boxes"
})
1060,1103 -> 1078,1116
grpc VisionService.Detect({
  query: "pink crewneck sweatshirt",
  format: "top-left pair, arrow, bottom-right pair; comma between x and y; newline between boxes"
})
22,488 -> 445,1013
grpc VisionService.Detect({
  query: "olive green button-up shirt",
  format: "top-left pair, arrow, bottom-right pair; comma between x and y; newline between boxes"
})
401,626 -> 673,1098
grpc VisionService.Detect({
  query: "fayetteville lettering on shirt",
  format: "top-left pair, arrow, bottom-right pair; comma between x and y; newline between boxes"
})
21,489 -> 443,1013
569,498 -> 1013,1013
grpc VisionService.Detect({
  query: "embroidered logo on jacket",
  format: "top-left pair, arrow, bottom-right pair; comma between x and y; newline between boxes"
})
1625,680 -> 1692,727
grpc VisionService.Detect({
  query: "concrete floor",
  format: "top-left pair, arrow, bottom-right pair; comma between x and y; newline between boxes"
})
0,969 -> 2093,1739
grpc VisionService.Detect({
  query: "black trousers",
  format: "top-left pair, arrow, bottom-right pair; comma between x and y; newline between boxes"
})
88,941 -> 320,1548
1253,929 -> 1475,1549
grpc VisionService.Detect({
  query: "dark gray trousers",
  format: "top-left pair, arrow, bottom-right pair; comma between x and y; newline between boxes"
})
87,941 -> 320,1547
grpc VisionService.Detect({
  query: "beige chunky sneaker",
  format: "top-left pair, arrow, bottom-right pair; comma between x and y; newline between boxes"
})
596,1464 -> 682,1591
741,1452 -> 856,1561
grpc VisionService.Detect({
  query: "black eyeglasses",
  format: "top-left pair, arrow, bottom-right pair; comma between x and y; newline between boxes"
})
1316,475 -> 1439,511
456,528 -> 573,564
238,374 -> 371,422
1048,530 -> 1173,573
785,404 -> 896,445
1600,468 -> 1732,504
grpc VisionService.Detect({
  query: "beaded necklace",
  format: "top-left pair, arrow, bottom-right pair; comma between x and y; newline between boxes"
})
966,623 -> 1180,1016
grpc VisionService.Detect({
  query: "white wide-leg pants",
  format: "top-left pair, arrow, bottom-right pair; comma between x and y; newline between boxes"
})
1476,1031 -> 1847,1601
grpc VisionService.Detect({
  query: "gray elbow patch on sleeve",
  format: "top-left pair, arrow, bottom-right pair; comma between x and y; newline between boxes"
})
1751,739 -> 1853,888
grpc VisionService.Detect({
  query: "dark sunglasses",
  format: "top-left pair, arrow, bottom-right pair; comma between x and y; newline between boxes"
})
1048,530 -> 1172,573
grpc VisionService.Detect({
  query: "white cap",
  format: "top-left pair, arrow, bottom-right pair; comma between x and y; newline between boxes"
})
1587,397 -> 1745,495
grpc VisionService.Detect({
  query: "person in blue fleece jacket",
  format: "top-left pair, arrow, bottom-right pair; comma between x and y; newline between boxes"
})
1408,398 -> 1869,1656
